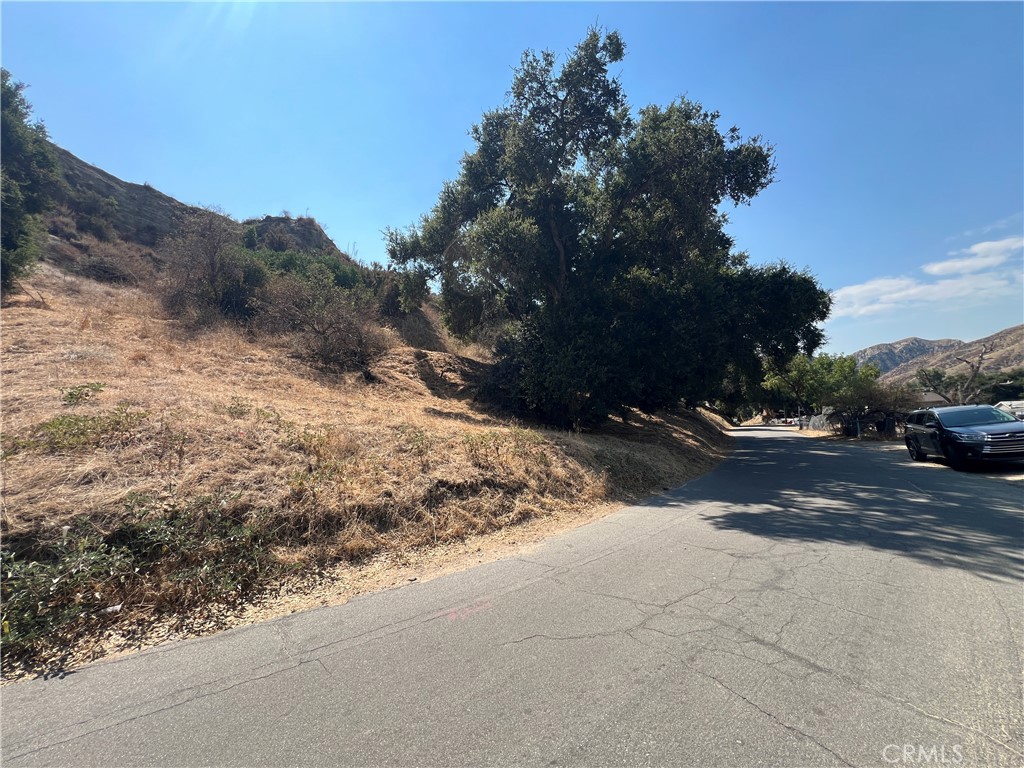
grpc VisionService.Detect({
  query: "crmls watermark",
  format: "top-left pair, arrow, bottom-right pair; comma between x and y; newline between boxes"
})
882,744 -> 964,764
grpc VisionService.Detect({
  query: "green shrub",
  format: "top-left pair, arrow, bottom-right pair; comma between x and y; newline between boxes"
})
243,225 -> 259,250
217,249 -> 269,319
60,382 -> 105,405
1,493 -> 281,658
260,265 -> 388,371
226,396 -> 252,418
362,264 -> 429,318
161,211 -> 267,323
253,248 -> 361,289
0,210 -> 43,290
3,403 -> 147,456
70,190 -> 119,242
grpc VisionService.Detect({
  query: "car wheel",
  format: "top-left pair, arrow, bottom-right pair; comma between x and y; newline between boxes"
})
941,441 -> 967,471
906,438 -> 927,461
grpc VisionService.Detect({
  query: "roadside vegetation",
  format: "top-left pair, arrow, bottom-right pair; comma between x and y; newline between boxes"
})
748,353 -> 917,434
727,347 -> 1024,437
1,268 -> 727,673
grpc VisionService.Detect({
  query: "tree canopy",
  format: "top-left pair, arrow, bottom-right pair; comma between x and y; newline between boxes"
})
765,354 -> 885,414
1,69 -> 61,291
388,29 -> 831,426
759,353 -> 918,432
916,361 -> 1024,406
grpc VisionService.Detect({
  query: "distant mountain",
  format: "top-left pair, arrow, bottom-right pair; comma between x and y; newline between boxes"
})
855,325 -> 1024,384
853,336 -> 963,374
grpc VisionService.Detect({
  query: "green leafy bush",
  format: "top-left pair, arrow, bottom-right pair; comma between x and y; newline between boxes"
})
60,382 -> 105,405
69,189 -> 118,242
253,247 -> 361,289
226,396 -> 252,418
1,493 -> 280,658
261,265 -> 388,371
2,403 -> 147,456
361,264 -> 430,319
161,211 -> 268,323
243,225 -> 259,250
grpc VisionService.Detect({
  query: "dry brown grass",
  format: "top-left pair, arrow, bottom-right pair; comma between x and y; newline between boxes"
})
42,212 -> 159,286
1,265 -> 729,674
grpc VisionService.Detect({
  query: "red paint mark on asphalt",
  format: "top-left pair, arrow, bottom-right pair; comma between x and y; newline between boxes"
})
444,600 -> 492,621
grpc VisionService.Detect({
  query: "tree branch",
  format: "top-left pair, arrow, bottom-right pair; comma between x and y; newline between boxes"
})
547,203 -> 566,304
954,342 -> 994,404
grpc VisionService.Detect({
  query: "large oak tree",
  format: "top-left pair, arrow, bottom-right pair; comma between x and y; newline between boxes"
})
388,29 -> 830,426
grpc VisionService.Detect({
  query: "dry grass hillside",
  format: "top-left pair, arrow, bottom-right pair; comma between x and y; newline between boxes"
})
878,325 -> 1024,384
1,266 -> 729,676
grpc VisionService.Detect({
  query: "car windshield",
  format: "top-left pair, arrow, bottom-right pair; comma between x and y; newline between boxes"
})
938,407 -> 1018,427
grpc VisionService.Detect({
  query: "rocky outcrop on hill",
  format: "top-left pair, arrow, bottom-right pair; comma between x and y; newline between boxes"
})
243,215 -> 353,261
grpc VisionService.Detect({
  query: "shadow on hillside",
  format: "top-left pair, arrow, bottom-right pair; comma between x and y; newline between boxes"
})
413,357 -> 729,451
392,306 -> 451,353
410,350 -> 494,403
421,407 -> 504,427
665,433 -> 1023,583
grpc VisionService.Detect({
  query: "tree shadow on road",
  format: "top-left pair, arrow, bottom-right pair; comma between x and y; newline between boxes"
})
668,433 -> 1023,583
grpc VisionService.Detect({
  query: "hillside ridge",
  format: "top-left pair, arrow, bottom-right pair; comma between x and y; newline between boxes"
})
50,143 -> 204,247
870,325 -> 1024,384
50,141 -> 348,260
852,335 -> 963,374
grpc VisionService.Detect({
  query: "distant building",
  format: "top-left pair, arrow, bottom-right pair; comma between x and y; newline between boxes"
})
914,391 -> 950,407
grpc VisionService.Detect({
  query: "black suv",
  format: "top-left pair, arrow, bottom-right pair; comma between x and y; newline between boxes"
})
904,404 -> 1024,469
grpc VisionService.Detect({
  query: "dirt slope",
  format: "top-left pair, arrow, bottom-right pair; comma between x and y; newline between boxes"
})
1,266 -> 729,676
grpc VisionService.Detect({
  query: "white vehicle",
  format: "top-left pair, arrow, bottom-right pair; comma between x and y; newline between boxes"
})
994,400 -> 1024,420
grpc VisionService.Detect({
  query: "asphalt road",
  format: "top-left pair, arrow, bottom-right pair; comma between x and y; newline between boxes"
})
4,428 -> 1022,768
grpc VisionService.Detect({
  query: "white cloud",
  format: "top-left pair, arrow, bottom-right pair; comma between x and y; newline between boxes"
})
831,272 -> 1018,319
923,236 -> 1024,275
831,235 -> 1023,320
946,213 -> 1023,241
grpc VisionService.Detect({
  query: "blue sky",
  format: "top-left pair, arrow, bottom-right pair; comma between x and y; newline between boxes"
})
2,2 -> 1022,353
